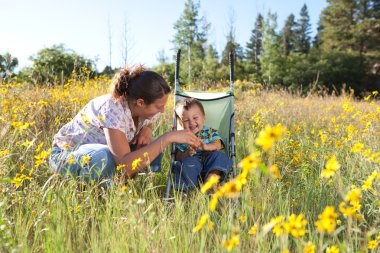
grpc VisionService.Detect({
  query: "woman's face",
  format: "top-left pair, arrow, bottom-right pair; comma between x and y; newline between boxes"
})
139,94 -> 168,119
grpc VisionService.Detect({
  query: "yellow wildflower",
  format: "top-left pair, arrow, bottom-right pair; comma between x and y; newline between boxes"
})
262,215 -> 284,234
368,240 -> 378,249
350,142 -> 364,153
219,179 -> 243,198
255,124 -> 284,151
239,215 -> 247,223
192,214 -> 209,233
326,245 -> 339,253
273,223 -> 283,237
97,115 -> 105,121
63,143 -> 72,149
248,224 -> 258,235
116,164 -> 126,171
81,155 -> 91,164
282,213 -> 307,238
35,149 -> 51,168
200,174 -> 220,194
223,235 -> 239,252
363,148 -> 371,157
238,151 -> 261,173
362,170 -> 378,191
209,192 -> 220,211
208,221 -> 214,231
270,164 -> 281,179
22,141 -> 31,147
82,116 -> 90,124
303,242 -> 316,253
74,205 -> 82,212
345,186 -> 361,205
321,155 -> 340,178
67,154 -> 76,164
131,157 -> 142,170
314,206 -> 338,234
339,202 -> 361,217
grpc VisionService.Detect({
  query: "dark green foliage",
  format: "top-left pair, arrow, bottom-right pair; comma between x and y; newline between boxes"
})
246,13 -> 264,72
281,14 -> 297,56
172,0 -> 209,85
23,44 -> 95,86
0,52 -> 18,82
294,4 -> 311,54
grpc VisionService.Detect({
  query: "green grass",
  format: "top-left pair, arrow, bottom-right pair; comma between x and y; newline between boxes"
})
0,80 -> 379,252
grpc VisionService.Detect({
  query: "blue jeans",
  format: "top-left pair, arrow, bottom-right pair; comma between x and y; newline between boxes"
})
49,144 -> 163,187
173,151 -> 233,192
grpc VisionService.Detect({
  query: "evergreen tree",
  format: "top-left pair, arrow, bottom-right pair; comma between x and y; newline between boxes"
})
319,0 -> 356,51
260,11 -> 284,85
201,44 -> 220,83
246,14 -> 264,73
318,0 -> 380,91
295,4 -> 311,53
281,14 -> 297,55
172,0 -> 210,84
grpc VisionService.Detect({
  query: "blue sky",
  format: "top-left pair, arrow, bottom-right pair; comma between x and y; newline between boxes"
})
1,0 -> 327,71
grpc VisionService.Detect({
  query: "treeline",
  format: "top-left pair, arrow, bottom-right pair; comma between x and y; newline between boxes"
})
1,0 -> 379,95
154,0 -> 380,95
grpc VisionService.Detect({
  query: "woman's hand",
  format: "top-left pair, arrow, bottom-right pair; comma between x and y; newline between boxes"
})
135,126 -> 153,148
164,130 -> 201,148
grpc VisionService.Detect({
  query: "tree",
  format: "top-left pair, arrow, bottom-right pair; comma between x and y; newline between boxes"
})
220,12 -> 245,80
25,44 -> 95,86
0,52 -> 18,82
295,4 -> 311,53
281,14 -> 297,55
120,16 -> 134,66
318,0 -> 356,51
245,13 -> 264,81
201,44 -> 220,83
152,49 -> 175,85
318,0 -> 380,92
246,14 -> 264,69
172,0 -> 210,85
260,11 -> 284,85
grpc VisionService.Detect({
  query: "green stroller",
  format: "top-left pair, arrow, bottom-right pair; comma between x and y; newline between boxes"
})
165,50 -> 237,198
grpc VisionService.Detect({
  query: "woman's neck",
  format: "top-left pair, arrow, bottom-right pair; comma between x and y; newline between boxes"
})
127,100 -> 138,118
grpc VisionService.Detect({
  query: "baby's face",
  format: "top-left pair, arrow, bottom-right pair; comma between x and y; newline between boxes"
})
178,105 -> 206,134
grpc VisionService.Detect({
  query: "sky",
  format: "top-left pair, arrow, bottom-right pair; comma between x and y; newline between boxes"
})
1,0 -> 327,72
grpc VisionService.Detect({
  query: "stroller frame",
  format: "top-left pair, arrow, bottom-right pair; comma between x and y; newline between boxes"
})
165,50 -> 237,199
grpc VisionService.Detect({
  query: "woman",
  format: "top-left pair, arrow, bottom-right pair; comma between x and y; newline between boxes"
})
49,65 -> 200,186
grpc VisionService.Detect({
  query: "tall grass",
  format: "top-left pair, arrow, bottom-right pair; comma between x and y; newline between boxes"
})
0,78 -> 379,252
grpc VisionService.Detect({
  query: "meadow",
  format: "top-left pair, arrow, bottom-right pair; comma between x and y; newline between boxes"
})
0,75 -> 379,252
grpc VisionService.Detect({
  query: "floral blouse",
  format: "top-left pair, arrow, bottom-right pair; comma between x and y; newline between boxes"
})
53,94 -> 160,149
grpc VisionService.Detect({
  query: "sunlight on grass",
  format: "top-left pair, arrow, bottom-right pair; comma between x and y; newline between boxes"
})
0,78 -> 379,252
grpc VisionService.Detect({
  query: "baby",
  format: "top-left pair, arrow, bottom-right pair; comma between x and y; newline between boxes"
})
174,98 -> 233,192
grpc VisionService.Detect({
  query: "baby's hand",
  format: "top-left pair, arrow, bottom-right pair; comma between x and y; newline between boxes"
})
186,146 -> 197,156
200,141 -> 209,151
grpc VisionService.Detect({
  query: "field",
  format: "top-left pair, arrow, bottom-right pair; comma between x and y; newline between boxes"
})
0,77 -> 379,252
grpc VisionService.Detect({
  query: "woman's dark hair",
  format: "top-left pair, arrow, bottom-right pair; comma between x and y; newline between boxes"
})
110,65 -> 171,104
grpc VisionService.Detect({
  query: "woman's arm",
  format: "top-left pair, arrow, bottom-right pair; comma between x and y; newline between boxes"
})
134,124 -> 153,148
104,128 -> 200,179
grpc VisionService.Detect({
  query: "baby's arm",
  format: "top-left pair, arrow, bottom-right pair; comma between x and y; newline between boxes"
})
200,140 -> 222,151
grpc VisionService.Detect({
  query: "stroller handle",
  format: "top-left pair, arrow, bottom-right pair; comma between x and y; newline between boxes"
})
229,51 -> 234,90
175,49 -> 181,88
